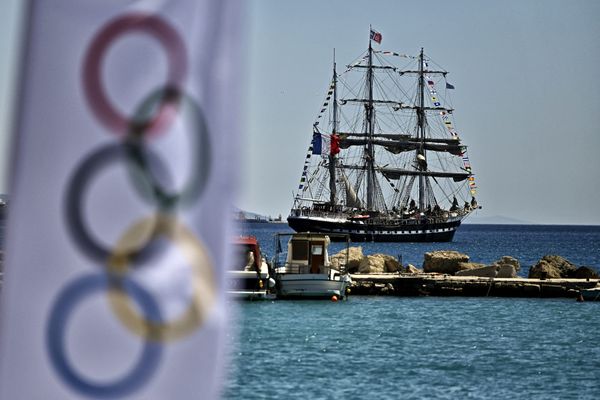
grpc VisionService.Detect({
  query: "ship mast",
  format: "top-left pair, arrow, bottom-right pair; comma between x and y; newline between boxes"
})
328,50 -> 338,205
417,48 -> 427,211
365,28 -> 376,210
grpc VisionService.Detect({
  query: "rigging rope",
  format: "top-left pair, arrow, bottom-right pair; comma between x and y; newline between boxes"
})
297,144 -> 313,191
423,57 -> 477,196
313,79 -> 336,127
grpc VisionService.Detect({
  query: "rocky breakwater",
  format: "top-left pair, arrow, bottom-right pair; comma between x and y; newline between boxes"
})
528,255 -> 599,280
331,246 -> 402,274
344,249 -> 599,298
422,251 -> 520,278
332,246 -> 407,295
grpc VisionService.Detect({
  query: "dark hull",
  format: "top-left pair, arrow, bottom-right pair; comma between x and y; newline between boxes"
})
287,215 -> 461,242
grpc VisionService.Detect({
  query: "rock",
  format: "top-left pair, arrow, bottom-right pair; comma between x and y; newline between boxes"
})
457,262 -> 486,272
542,255 -> 577,277
355,254 -> 401,274
496,265 -> 517,278
528,260 -> 562,279
358,254 -> 386,274
405,264 -> 422,274
574,266 -> 599,279
378,253 -> 401,273
455,264 -> 517,278
492,256 -> 520,272
422,251 -> 470,275
529,255 -> 577,279
455,264 -> 494,277
331,246 -> 363,273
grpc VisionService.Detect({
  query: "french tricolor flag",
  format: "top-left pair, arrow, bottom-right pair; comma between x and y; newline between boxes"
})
312,132 -> 340,156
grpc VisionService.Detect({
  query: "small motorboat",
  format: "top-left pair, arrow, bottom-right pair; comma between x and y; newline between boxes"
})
227,236 -> 275,300
272,232 -> 351,299
580,287 -> 600,301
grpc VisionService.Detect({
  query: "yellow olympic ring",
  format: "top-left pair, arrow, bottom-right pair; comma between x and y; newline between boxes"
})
107,214 -> 215,342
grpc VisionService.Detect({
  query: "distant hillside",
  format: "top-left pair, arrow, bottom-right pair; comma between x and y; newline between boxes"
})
235,209 -> 265,220
234,208 -> 283,222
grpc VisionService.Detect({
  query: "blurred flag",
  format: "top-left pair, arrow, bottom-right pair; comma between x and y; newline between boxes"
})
0,1 -> 242,399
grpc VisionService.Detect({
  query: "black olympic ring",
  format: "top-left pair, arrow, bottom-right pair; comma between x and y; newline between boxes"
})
46,274 -> 163,398
83,13 -> 187,137
64,143 -> 171,265
125,86 -> 212,210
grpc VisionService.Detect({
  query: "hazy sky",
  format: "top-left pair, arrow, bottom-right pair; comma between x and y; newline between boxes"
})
1,0 -> 600,225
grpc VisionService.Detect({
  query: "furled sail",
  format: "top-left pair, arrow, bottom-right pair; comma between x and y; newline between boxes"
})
342,174 -> 362,208
378,167 -> 471,182
338,137 -> 464,156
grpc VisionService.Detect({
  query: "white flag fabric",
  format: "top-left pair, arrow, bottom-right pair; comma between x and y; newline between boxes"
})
0,1 -> 241,398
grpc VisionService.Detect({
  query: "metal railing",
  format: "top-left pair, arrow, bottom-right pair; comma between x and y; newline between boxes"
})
291,207 -> 470,225
275,263 -> 345,277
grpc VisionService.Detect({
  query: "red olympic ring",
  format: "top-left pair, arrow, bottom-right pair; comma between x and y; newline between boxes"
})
83,13 -> 187,137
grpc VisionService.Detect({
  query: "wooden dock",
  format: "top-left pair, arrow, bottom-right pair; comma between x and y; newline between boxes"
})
349,273 -> 600,298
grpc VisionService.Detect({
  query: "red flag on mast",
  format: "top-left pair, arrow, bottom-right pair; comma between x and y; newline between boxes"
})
370,29 -> 382,44
330,134 -> 340,155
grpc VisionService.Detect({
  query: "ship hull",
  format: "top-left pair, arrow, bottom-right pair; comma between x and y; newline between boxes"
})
287,215 -> 461,242
276,274 -> 350,299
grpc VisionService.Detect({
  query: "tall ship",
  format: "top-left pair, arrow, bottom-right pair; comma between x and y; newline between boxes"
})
288,29 -> 481,242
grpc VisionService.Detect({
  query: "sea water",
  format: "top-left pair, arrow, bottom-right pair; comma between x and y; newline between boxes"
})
1,221 -> 599,398
239,223 -> 600,277
223,223 -> 600,399
224,297 -> 600,399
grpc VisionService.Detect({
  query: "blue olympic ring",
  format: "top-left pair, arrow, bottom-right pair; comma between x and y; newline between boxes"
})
46,274 -> 163,398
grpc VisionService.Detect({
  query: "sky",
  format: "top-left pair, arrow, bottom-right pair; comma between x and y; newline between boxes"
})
1,0 -> 600,225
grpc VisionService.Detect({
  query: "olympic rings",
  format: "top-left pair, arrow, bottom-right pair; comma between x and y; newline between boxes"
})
50,12 -> 216,396
107,214 -> 216,342
64,143 -> 170,264
46,274 -> 163,398
126,87 -> 212,210
83,13 -> 187,137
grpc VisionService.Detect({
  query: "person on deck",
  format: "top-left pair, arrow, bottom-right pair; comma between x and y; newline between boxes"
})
244,251 -> 255,272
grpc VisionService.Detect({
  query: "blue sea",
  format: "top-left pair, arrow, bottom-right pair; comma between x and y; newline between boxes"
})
224,223 -> 600,399
1,221 -> 599,398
